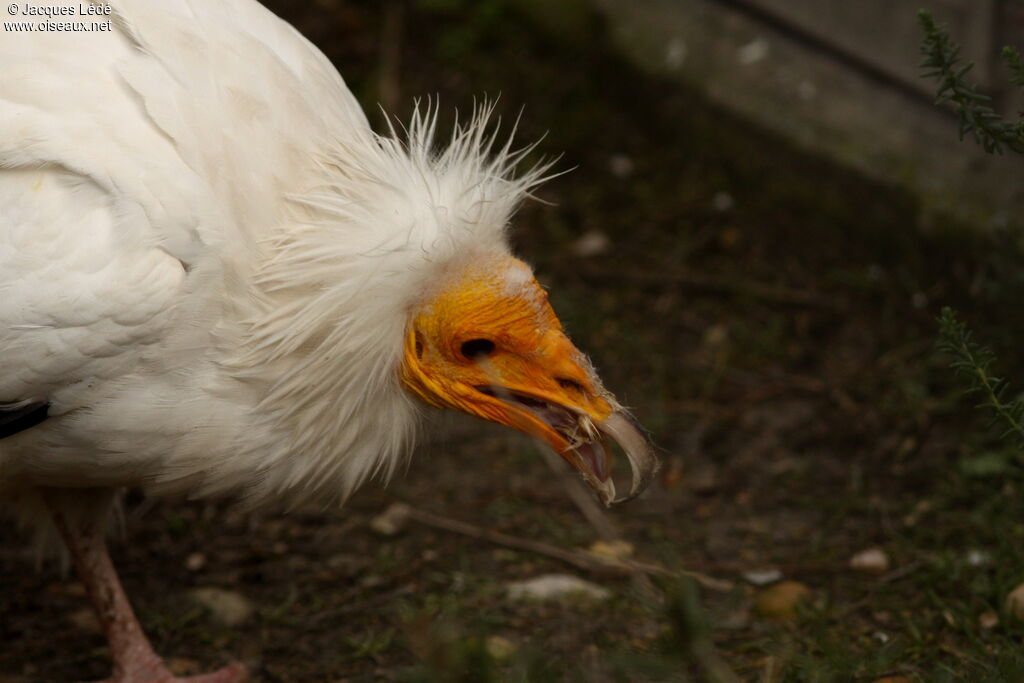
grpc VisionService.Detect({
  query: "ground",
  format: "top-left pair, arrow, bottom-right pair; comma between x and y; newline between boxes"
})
3,1 -> 1024,681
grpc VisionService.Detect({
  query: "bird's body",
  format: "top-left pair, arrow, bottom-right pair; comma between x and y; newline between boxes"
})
1,2 -> 656,680
1,0 -> 421,508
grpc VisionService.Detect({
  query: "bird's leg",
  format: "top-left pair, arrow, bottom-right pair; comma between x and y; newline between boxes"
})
42,490 -> 247,683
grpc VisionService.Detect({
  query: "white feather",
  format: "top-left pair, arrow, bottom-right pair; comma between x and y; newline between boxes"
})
0,0 -> 551,523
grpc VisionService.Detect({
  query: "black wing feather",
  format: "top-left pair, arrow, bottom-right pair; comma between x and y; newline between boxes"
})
0,400 -> 50,439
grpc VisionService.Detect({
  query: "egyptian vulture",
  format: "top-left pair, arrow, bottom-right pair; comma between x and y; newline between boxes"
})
0,0 -> 657,681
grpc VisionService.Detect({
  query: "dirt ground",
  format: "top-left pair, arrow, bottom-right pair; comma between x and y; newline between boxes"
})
3,1 -> 1024,681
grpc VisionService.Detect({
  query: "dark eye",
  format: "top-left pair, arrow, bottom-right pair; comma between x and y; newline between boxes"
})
461,338 -> 496,360
557,378 -> 584,393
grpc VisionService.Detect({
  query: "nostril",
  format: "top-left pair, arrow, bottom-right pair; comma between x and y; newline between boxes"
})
461,338 -> 496,360
557,378 -> 585,393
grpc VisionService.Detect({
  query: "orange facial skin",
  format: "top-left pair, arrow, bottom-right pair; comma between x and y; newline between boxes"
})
401,255 -> 615,461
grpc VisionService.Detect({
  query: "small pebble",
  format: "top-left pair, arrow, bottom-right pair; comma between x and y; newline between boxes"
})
702,324 -> 729,348
587,539 -> 634,561
754,581 -> 811,621
485,635 -> 518,661
979,611 -> 999,629
607,154 -> 634,179
712,191 -> 734,212
506,574 -> 610,603
189,587 -> 255,626
369,502 -> 410,536
743,568 -> 782,586
185,552 -> 206,571
664,38 -> 687,70
849,548 -> 890,574
737,38 -> 769,64
965,549 -> 990,567
570,231 -> 610,258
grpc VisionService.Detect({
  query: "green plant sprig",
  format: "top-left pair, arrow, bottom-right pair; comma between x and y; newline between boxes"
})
937,307 -> 1024,445
918,10 -> 1024,154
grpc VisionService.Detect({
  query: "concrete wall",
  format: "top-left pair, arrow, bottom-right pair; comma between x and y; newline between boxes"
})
524,0 -> 1024,229
745,0 -> 1000,95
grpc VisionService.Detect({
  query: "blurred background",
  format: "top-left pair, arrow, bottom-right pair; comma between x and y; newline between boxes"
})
3,0 -> 1024,680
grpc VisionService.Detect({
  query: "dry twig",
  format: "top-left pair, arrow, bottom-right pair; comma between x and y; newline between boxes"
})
400,503 -> 734,592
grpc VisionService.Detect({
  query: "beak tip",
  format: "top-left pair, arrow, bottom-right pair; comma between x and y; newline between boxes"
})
593,411 -> 660,506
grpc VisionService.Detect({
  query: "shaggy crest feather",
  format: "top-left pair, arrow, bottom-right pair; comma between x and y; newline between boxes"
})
217,101 -> 557,507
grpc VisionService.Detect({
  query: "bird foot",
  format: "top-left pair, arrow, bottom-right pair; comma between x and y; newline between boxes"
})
87,661 -> 248,683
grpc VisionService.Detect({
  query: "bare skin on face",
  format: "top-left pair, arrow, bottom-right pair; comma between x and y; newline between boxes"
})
401,255 -> 658,504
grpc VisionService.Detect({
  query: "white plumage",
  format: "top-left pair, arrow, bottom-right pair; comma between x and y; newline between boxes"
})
2,0 -> 541,506
1,2 -> 655,680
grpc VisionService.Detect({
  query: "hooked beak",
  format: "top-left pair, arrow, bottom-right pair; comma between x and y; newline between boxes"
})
398,255 -> 659,506
472,384 -> 659,505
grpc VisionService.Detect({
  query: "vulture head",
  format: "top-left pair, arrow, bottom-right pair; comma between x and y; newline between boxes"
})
231,106 -> 657,507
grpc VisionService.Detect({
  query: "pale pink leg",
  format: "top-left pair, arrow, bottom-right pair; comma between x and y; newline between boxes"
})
43,492 -> 248,683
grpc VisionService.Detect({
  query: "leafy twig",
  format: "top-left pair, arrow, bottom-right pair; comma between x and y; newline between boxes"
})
1003,45 -> 1024,88
918,10 -> 1024,154
937,307 -> 1024,445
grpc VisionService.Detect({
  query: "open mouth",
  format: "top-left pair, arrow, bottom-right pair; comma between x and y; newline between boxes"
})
474,385 -> 658,505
